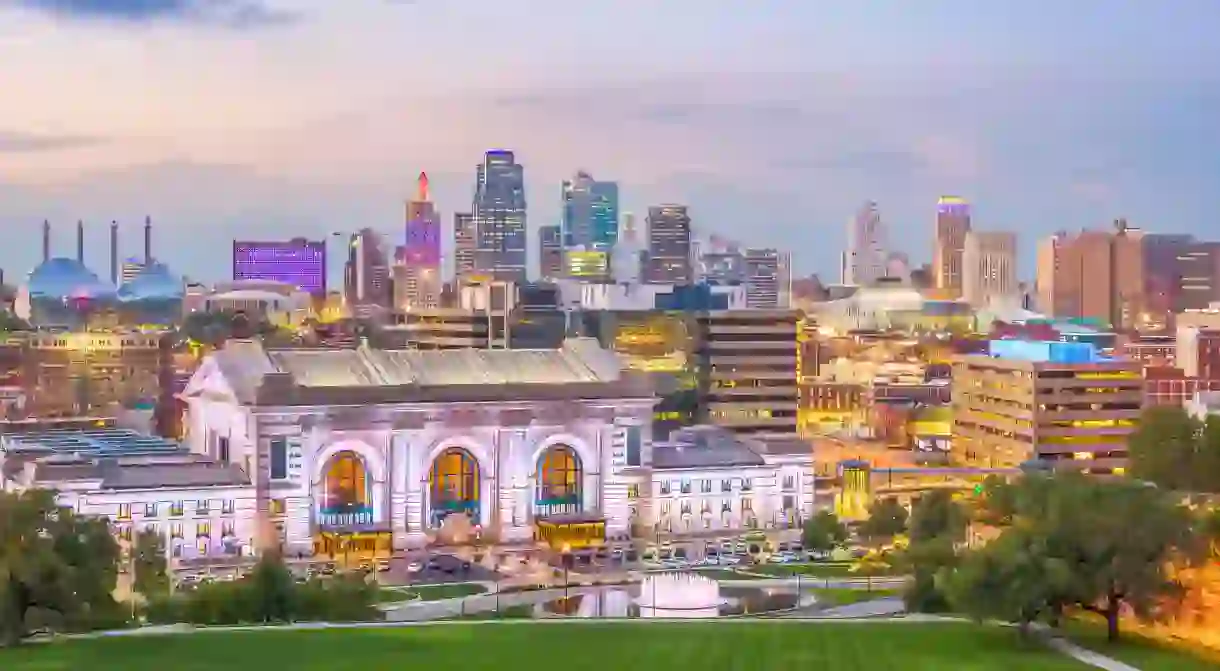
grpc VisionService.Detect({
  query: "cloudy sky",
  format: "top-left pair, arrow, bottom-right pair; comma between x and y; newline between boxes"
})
2,0 -> 1218,285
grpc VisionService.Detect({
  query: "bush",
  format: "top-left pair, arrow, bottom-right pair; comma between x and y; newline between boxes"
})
148,556 -> 380,626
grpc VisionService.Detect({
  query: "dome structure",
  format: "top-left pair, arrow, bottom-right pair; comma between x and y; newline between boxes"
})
27,257 -> 116,300
23,257 -> 117,327
117,262 -> 184,325
117,262 -> 184,302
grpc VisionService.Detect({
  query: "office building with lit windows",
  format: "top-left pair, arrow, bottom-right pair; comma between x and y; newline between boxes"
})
950,341 -> 1143,473
232,238 -> 327,296
695,310 -> 801,439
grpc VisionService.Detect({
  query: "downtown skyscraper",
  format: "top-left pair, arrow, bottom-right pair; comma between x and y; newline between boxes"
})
472,150 -> 527,283
933,196 -> 972,298
644,204 -> 693,284
560,171 -> 618,281
841,201 -> 887,286
396,172 -> 442,310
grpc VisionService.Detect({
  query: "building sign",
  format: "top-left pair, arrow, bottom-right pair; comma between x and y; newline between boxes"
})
287,436 -> 305,481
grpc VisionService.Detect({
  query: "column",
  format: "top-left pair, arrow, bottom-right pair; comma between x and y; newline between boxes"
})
390,432 -> 409,549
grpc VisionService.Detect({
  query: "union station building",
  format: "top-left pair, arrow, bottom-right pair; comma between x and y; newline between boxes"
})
181,337 -> 815,558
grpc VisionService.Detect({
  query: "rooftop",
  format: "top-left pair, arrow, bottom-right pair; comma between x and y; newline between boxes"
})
200,337 -> 645,405
0,427 -> 183,457
30,457 -> 250,490
652,426 -> 807,470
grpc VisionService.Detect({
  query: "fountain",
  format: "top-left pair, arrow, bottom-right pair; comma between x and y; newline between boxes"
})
635,572 -> 725,618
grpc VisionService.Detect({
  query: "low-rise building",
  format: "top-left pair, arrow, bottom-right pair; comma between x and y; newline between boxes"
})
640,426 -> 813,536
0,425 -> 256,560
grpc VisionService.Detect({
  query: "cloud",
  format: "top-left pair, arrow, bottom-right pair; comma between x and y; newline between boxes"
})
0,130 -> 103,152
3,0 -> 298,27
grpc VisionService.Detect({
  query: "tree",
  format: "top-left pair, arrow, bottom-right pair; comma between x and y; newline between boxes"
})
131,530 -> 169,600
972,472 -> 1209,642
859,497 -> 908,544
902,535 -> 959,613
1127,406 -> 1220,493
908,490 -> 969,544
247,552 -> 297,623
944,526 -> 1075,637
802,510 -> 848,554
0,489 -> 122,644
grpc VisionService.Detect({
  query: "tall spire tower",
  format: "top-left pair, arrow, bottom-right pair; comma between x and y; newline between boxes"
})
76,220 -> 85,264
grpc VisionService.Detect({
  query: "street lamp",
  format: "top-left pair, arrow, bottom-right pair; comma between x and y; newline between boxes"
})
561,543 -> 573,599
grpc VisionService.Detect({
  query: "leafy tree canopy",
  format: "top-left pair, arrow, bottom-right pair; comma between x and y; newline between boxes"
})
802,510 -> 849,554
0,489 -> 122,644
860,497 -> 908,543
952,472 -> 1210,642
908,490 -> 969,544
1128,406 -> 1220,493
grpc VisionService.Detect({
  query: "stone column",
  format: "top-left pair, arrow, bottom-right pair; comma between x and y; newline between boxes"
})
390,431 -> 409,550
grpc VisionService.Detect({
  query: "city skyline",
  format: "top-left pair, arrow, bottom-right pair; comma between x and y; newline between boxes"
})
3,0 -> 1219,283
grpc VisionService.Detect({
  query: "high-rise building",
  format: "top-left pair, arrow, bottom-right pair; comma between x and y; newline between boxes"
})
962,231 -> 1018,308
644,205 -> 693,285
743,248 -> 790,309
232,238 -> 326,295
472,150 -> 527,283
397,173 -> 442,310
842,201 -> 887,286
1037,221 -> 1219,330
538,225 -> 563,281
695,309 -> 800,439
344,228 -> 390,313
611,213 -> 644,284
933,196 -> 972,297
453,213 -> 476,280
700,236 -> 745,286
561,171 -> 619,249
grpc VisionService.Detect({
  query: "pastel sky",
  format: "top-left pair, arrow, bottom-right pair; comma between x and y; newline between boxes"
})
2,0 -> 1219,285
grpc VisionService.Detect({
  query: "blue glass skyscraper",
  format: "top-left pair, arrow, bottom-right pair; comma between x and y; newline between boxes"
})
561,171 -> 619,249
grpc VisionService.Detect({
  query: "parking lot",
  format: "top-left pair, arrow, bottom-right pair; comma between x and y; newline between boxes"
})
169,534 -> 812,588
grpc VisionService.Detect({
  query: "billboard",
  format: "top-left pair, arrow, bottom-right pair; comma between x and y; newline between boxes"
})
565,250 -> 609,278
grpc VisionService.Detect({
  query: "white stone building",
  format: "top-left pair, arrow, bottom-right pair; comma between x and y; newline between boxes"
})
182,337 -> 656,555
637,426 -> 814,535
0,428 -> 258,560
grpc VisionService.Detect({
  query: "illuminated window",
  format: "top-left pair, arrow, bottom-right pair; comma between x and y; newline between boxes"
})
118,504 -> 131,520
536,445 -> 583,516
428,448 -> 479,527
169,502 -> 183,517
270,499 -> 286,516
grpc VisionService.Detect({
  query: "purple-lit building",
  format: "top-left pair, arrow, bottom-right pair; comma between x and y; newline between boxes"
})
232,238 -> 326,296
404,172 -> 441,267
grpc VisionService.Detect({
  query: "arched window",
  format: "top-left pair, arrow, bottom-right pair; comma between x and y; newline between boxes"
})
535,445 -> 582,517
318,451 -> 372,527
428,448 -> 479,527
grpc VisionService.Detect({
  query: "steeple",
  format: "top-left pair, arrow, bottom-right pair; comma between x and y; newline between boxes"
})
416,172 -> 430,202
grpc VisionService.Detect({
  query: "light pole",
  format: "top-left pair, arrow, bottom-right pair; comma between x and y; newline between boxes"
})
561,543 -> 572,599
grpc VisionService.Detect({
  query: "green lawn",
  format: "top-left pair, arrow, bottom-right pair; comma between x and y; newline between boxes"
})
690,568 -> 767,580
748,562 -> 900,578
810,587 -> 901,607
1060,619 -> 1220,671
378,582 -> 487,602
0,622 -> 1093,670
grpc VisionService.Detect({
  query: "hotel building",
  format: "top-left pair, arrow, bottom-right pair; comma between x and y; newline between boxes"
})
951,340 -> 1143,473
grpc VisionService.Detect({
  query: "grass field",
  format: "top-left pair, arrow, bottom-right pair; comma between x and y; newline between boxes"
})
809,587 -> 901,607
1060,619 -> 1220,671
377,582 -> 488,602
748,562 -> 900,578
0,622 -> 1093,670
